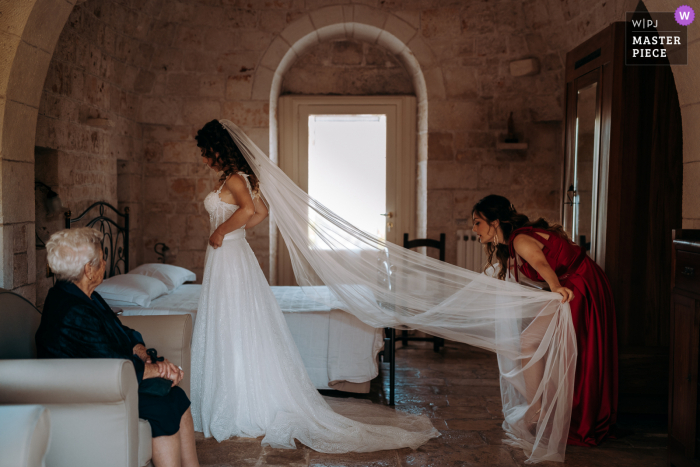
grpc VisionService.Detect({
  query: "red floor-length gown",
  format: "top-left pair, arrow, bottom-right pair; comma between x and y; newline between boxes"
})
508,227 -> 618,446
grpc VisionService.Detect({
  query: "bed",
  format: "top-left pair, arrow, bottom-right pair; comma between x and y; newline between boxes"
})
116,284 -> 385,392
65,202 -> 391,395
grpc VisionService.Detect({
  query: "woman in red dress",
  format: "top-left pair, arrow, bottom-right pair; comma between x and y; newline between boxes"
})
471,194 -> 618,447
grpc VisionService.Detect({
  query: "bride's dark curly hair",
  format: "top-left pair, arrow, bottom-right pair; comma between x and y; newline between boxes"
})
472,195 -> 569,280
195,119 -> 260,195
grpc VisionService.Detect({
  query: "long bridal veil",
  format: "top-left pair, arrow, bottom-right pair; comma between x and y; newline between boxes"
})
221,120 -> 576,463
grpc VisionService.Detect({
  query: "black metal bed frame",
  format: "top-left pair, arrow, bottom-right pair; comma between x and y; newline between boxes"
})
64,202 -> 130,278
377,247 -> 397,405
381,328 -> 396,405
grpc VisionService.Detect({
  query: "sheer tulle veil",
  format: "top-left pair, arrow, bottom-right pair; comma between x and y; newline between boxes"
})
220,119 -> 577,463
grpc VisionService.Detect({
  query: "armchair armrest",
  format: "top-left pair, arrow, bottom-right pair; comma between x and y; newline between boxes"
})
120,314 -> 192,397
0,359 -> 140,467
0,359 -> 137,404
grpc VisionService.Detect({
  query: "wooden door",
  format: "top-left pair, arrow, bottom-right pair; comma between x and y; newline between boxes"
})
276,95 -> 416,286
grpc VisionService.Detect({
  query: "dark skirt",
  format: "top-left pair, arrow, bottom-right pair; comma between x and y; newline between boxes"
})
138,386 -> 191,437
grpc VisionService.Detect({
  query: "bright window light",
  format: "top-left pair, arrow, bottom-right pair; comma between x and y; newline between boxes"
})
308,114 -> 387,248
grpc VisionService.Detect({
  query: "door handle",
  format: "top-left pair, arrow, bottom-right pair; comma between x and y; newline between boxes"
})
682,267 -> 695,277
381,213 -> 393,219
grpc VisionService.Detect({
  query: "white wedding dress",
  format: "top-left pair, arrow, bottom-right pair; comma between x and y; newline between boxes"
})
190,173 -> 439,453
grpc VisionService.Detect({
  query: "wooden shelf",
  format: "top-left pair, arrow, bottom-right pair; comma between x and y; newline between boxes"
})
496,142 -> 528,150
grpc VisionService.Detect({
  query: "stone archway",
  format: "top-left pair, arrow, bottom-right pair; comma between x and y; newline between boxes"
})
251,5 -> 439,278
642,0 -> 700,228
2,0 -> 700,298
0,0 -> 76,296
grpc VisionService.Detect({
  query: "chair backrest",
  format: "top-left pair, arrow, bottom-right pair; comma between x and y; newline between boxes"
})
403,233 -> 446,262
0,289 -> 41,359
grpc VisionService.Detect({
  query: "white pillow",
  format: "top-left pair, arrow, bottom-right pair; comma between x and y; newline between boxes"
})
96,274 -> 168,307
127,263 -> 196,292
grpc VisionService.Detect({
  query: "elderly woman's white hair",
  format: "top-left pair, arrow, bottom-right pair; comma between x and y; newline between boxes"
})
46,228 -> 104,282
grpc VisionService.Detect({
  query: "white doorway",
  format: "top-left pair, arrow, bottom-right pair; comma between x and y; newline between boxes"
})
309,114 -> 388,243
276,95 -> 416,286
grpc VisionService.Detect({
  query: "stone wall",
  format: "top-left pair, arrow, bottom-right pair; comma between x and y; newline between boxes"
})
20,0 -> 692,303
283,39 -> 413,95
32,0 -> 617,279
33,0 -> 147,305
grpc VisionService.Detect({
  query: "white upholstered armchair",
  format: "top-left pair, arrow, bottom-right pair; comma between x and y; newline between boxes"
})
0,288 -> 192,467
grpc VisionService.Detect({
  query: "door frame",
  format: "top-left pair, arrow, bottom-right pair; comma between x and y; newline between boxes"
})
563,69 -> 606,267
275,95 -> 417,286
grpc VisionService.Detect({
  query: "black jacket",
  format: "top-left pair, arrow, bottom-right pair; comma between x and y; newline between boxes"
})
36,281 -> 146,383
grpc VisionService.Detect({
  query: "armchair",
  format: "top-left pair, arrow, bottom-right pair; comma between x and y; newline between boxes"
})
0,288 -> 192,467
0,405 -> 51,467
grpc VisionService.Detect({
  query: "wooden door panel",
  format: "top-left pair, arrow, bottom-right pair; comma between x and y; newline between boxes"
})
670,293 -> 700,458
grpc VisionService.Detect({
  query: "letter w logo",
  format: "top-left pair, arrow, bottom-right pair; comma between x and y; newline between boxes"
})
680,11 -> 691,20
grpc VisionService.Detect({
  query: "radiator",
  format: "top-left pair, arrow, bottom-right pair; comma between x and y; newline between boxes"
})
456,229 -> 487,273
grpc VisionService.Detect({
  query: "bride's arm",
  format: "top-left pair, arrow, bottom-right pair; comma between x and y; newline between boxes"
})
209,175 -> 255,248
245,196 -> 268,230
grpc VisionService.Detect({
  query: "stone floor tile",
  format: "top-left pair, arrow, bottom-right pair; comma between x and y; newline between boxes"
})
308,450 -> 400,466
479,428 -> 509,445
262,444 -> 311,465
395,377 -> 447,386
196,437 -> 264,465
445,377 -> 500,386
401,445 -> 518,467
382,385 -> 437,396
433,385 -> 502,396
393,394 -> 450,406
391,403 -> 440,418
446,418 -> 506,431
444,395 -> 493,407
433,430 -> 487,448
430,418 -> 449,430
433,405 -> 498,420
193,342 -> 667,467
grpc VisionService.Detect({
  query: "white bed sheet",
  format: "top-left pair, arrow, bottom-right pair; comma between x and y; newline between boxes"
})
118,284 -> 383,390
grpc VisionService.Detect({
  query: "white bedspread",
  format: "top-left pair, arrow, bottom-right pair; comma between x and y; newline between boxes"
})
119,285 -> 383,390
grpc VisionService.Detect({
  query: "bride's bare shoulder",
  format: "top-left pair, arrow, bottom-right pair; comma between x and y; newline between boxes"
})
221,173 -> 246,190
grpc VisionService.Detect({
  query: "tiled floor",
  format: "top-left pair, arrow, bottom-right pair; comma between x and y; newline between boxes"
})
195,341 -> 667,466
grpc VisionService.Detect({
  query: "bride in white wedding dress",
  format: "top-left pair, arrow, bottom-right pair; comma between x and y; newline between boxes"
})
192,119 -> 578,463
190,120 -> 440,453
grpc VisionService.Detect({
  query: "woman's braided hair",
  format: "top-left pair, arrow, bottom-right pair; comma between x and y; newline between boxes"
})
195,119 -> 260,195
472,195 -> 569,280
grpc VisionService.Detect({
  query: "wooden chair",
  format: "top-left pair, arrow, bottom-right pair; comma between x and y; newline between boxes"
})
400,233 -> 446,352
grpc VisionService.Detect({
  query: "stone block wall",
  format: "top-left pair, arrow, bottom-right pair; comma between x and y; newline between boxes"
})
282,39 -> 413,95
29,0 -> 650,293
5,0 -> 700,306
33,0 -> 146,302
278,5 -> 568,265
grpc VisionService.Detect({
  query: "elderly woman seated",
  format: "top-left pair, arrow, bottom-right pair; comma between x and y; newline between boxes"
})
36,227 -> 200,467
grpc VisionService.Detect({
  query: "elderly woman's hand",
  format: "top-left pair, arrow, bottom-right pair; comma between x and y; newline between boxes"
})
162,358 -> 184,387
143,359 -> 184,387
133,344 -> 150,362
144,361 -> 169,379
